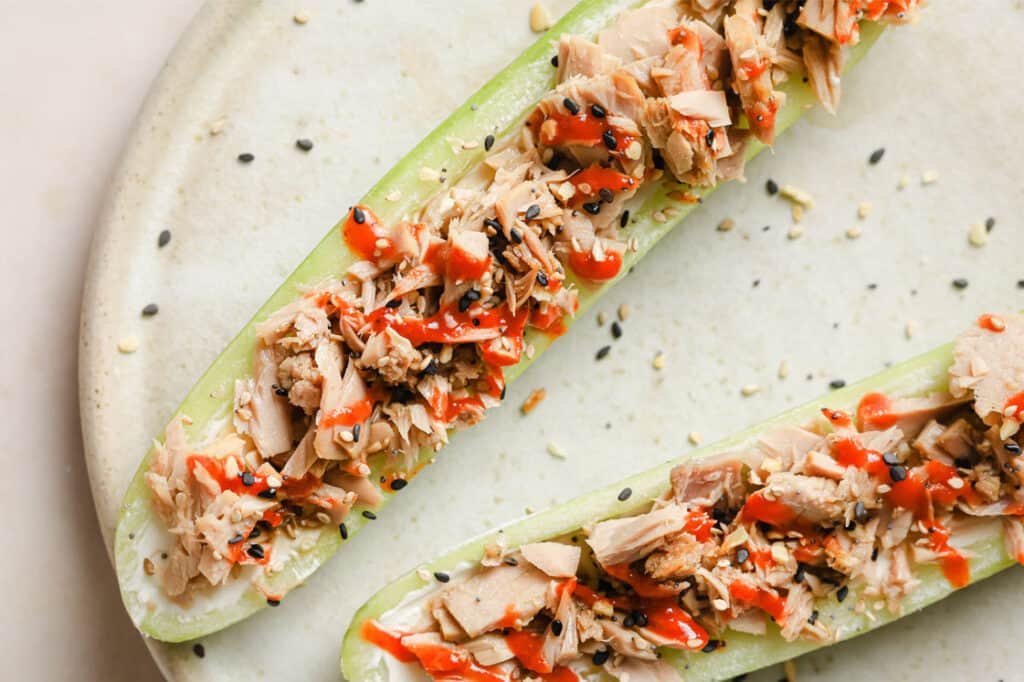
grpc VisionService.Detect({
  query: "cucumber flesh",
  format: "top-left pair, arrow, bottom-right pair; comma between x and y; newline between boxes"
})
340,342 -> 1017,681
114,1 -> 883,642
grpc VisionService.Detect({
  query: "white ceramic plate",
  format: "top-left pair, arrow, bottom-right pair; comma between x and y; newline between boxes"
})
80,1 -> 1024,679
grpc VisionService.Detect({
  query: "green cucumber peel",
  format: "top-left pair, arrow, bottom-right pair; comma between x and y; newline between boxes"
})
341,341 -> 1017,681
115,0 -> 883,642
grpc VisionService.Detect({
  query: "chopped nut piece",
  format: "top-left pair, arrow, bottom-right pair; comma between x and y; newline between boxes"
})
521,388 -> 547,415
529,1 -> 554,33
143,558 -> 155,576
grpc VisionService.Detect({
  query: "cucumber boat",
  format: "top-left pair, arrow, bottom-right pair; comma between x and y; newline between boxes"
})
343,314 -> 1024,682
115,0 -> 921,642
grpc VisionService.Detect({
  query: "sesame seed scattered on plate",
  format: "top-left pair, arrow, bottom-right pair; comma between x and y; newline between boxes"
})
740,384 -> 760,397
652,352 -> 666,370
787,226 -> 804,240
688,431 -> 703,445
857,202 -> 871,219
921,170 -> 939,185
968,222 -> 988,247
529,1 -> 553,32
118,336 -> 140,354
547,442 -> 567,459
845,226 -> 862,240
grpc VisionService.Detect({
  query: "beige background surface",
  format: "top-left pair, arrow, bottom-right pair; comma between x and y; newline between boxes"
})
1,1 -> 199,680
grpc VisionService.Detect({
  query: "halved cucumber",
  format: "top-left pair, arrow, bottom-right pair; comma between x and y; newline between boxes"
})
114,0 -> 885,642
340,341 -> 1016,681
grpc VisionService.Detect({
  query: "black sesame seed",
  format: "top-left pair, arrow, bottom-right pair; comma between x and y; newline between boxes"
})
352,423 -> 361,443
228,534 -> 244,545
274,385 -> 288,397
592,649 -> 610,666
590,104 -> 607,119
867,283 -> 878,290
550,55 -> 559,67
602,129 -> 617,150
352,206 -> 366,224
596,345 -> 611,360
241,472 -> 256,487
837,585 -> 849,602
238,152 -> 255,163
339,523 -> 349,539
952,278 -> 969,290
620,210 -> 630,228
536,271 -> 549,286
631,611 -> 648,628
141,303 -> 159,317
854,500 -> 867,521
871,546 -> 879,561
765,179 -> 779,195
563,98 -> 580,115
551,619 -> 564,636
808,610 -> 819,625
1017,280 -> 1024,289
246,544 -> 265,560
257,488 -> 277,499
362,510 -> 377,520
617,487 -> 632,501
1005,441 -> 1022,455
599,188 -> 614,204
459,289 -> 481,313
652,149 -> 665,170
705,129 -> 715,148
611,321 -> 622,339
868,148 -> 885,165
158,229 -> 172,248
422,360 -> 439,376
484,217 -> 502,231
882,452 -> 899,465
249,526 -> 261,539
484,134 -> 495,151
525,204 -> 541,220
391,478 -> 408,491
434,571 -> 451,583
702,639 -> 721,653
829,379 -> 846,389
583,201 -> 602,215
794,564 -> 806,583
504,556 -> 519,566
267,598 -> 281,607
296,138 -> 314,152
889,464 -> 907,482
985,217 -> 996,232
510,228 -> 523,244
472,318 -> 480,326
193,643 -> 205,658
735,547 -> 750,564
385,298 -> 402,309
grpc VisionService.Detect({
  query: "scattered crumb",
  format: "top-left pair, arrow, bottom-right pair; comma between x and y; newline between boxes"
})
652,352 -> 666,370
779,184 -> 815,208
845,226 -> 862,240
529,1 -> 554,33
921,170 -> 939,185
905,319 -> 919,339
897,175 -> 909,190
688,431 -> 703,446
419,166 -> 441,182
968,222 -> 988,247
778,360 -> 790,379
741,383 -> 761,397
787,226 -> 804,240
521,388 -> 547,415
547,441 -> 567,459
717,218 -> 735,232
857,201 -> 871,219
118,336 -> 140,354
617,303 -> 630,322
293,11 -> 310,25
385,189 -> 402,202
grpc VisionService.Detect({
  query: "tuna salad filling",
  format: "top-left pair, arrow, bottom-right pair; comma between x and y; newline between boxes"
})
363,313 -> 1024,682
145,0 -> 923,600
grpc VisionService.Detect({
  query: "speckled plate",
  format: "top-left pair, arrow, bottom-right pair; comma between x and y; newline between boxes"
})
80,1 -> 1024,679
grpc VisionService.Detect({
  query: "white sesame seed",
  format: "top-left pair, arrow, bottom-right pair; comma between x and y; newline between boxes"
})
688,431 -> 703,445
462,140 -> 479,150
845,226 -> 862,240
117,336 -> 140,354
778,360 -> 791,379
652,352 -> 666,370
652,210 -> 668,223
385,189 -> 402,202
596,311 -> 607,326
968,222 -> 988,247
947,477 -> 965,490
419,166 -> 441,182
529,1 -> 554,32
857,201 -> 872,219
266,475 -> 283,489
877,484 -> 892,493
897,175 -> 909,190
741,383 -> 761,397
921,170 -> 939,185
712,598 -> 729,611
779,184 -> 815,208
905,319 -> 919,339
791,204 -> 804,223
717,218 -> 735,232
787,225 -> 804,240
547,441 -> 567,459
687,638 -> 703,648
293,11 -> 310,24
617,304 -> 630,321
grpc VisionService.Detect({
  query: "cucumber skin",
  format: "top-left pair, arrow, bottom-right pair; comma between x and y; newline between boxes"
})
114,2 -> 882,642
340,342 -> 1016,681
